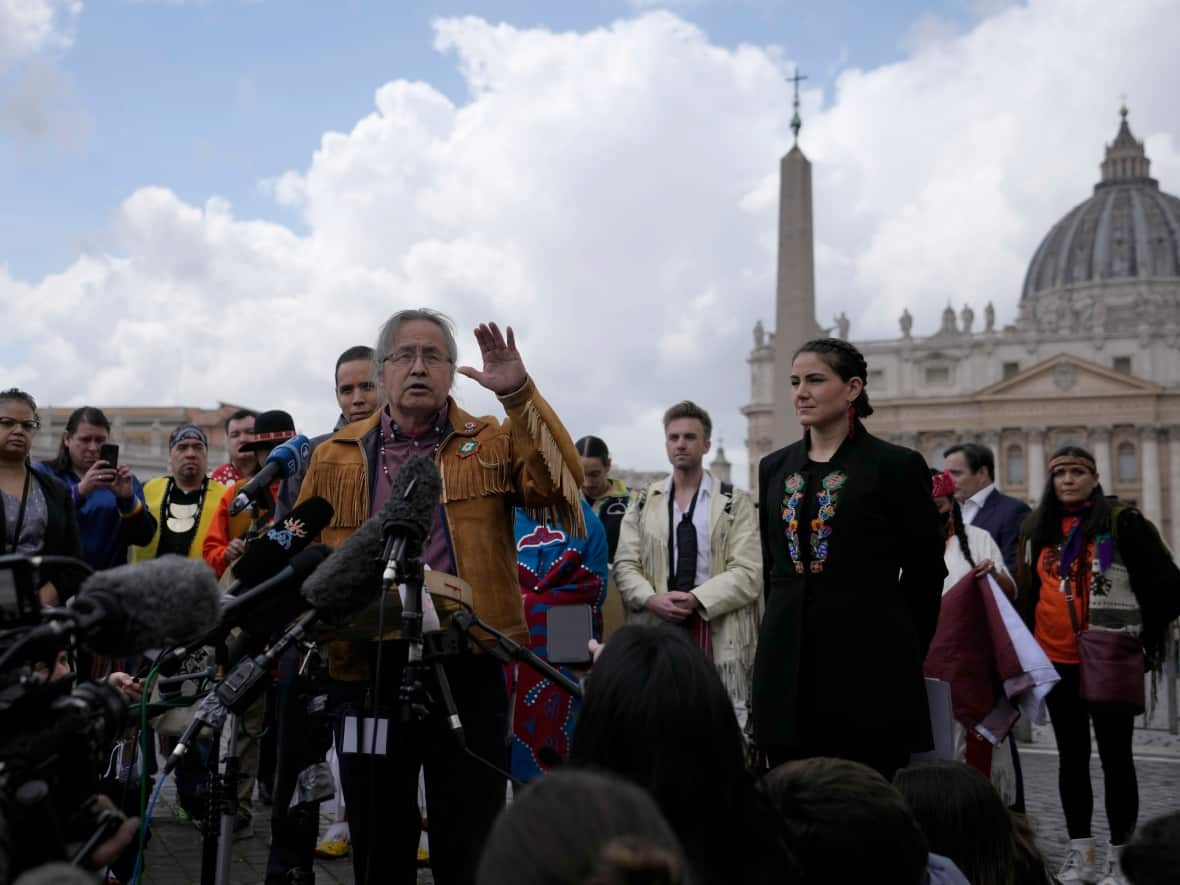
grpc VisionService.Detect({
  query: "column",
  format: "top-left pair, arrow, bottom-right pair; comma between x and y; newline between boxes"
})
1140,426 -> 1162,526
1027,429 -> 1046,501
1090,427 -> 1113,489
1168,428 -> 1180,553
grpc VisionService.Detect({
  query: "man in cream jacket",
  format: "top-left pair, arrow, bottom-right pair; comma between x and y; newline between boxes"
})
614,400 -> 763,722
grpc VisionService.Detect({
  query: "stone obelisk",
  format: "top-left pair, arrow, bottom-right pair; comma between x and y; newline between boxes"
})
772,70 -> 820,450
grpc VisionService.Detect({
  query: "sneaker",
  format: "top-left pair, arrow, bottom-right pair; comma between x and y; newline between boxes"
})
232,813 -> 255,841
1059,837 -> 1097,884
315,838 -> 351,859
175,805 -> 192,824
1097,842 -> 1128,885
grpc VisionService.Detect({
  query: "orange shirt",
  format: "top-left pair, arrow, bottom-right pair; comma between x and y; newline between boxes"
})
1033,517 -> 1092,664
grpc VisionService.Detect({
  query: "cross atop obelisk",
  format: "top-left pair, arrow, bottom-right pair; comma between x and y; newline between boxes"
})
788,67 -> 807,146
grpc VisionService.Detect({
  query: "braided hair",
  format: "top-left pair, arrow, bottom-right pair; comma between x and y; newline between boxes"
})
793,338 -> 874,418
931,468 -> 974,568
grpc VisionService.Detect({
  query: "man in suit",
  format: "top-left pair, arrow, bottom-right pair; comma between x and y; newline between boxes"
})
943,442 -> 1030,574
943,441 -> 1032,813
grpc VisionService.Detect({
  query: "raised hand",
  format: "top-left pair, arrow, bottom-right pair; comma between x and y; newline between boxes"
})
457,322 -> 527,396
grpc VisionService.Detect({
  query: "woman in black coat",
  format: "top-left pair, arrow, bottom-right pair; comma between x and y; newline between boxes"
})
751,339 -> 946,779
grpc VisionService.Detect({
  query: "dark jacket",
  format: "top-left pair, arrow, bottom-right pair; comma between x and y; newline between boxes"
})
971,488 -> 1030,574
751,425 -> 946,768
0,467 -> 83,597
1016,504 -> 1180,670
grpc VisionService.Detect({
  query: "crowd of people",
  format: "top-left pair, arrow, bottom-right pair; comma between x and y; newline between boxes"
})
2,307 -> 1179,885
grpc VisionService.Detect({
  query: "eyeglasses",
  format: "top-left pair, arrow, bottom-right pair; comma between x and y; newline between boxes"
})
0,418 -> 40,431
382,349 -> 452,370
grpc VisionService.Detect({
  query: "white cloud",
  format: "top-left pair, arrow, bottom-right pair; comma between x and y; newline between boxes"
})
5,1 -> 1180,487
0,0 -> 80,69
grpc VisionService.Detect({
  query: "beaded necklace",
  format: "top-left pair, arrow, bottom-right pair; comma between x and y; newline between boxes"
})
378,419 -> 446,484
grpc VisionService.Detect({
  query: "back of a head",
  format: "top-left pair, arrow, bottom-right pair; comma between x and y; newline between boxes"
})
570,626 -> 746,809
893,761 -> 1017,885
762,757 -> 928,885
570,626 -> 783,883
476,769 -> 686,885
1122,810 -> 1180,885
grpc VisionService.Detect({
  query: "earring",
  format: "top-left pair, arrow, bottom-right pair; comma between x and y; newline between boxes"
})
847,403 -> 856,436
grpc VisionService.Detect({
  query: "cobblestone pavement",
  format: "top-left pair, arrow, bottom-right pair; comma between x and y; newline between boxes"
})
129,727 -> 1180,884
138,778 -> 431,885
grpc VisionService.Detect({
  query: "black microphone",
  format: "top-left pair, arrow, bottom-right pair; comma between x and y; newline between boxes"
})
166,538 -> 374,774
228,435 -> 312,517
300,514 -> 389,626
68,556 -> 222,654
228,496 -> 334,590
154,544 -> 332,674
379,457 -> 442,590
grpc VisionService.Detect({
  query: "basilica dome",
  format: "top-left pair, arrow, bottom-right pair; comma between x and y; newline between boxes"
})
1022,108 -> 1180,301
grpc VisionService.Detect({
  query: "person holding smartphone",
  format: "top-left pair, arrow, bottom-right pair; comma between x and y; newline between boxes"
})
37,405 -> 156,572
508,498 -> 608,782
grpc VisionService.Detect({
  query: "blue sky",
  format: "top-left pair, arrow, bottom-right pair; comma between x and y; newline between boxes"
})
2,0 -> 982,282
5,0 -> 1175,479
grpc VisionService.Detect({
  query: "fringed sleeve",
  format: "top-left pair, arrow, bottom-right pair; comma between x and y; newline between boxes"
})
498,376 -> 586,539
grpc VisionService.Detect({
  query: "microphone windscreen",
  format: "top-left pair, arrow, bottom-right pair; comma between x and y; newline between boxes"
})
13,862 -> 100,885
380,456 -> 442,542
300,515 -> 385,625
233,496 -> 335,587
74,556 -> 221,653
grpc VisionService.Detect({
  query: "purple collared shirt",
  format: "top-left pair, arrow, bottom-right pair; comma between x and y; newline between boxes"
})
372,405 -> 456,575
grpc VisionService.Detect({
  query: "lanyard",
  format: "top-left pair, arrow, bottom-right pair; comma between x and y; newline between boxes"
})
4,467 -> 32,555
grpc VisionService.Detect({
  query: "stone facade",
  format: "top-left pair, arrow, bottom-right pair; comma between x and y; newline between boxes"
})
29,403 -> 253,479
746,108 -> 1180,550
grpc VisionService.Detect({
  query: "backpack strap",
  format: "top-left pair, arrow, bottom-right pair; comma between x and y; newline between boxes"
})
720,481 -> 734,515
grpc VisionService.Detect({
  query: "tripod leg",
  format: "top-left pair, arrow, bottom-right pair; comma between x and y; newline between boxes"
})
200,724 -> 222,885
215,713 -> 238,885
432,660 -> 466,750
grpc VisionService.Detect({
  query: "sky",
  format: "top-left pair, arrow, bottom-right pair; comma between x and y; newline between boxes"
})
3,0 -> 1179,486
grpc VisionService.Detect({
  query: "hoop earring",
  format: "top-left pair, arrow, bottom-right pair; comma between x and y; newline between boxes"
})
847,403 -> 856,436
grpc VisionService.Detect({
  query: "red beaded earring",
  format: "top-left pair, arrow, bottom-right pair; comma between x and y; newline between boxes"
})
847,403 -> 856,436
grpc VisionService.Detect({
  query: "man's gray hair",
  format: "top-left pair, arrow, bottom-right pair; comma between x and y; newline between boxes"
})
375,308 -> 459,383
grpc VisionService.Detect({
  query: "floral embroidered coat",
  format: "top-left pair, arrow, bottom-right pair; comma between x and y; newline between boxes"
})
751,424 -> 946,771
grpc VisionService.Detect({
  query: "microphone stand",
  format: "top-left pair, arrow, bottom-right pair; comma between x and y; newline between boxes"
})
199,640 -> 228,885
446,610 -> 583,700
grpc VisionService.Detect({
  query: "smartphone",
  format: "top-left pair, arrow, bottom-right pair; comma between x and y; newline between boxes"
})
546,604 -> 593,666
99,443 -> 119,469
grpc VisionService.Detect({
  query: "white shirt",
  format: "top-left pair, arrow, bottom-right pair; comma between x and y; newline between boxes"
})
942,524 -> 1009,595
666,470 -> 712,589
960,482 -> 996,526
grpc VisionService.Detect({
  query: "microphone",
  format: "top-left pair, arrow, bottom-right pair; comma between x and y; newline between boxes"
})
227,435 -> 311,517
228,496 -> 334,590
68,556 -> 222,654
300,516 -> 386,626
13,863 -> 101,885
379,457 -> 442,589
155,544 -> 333,674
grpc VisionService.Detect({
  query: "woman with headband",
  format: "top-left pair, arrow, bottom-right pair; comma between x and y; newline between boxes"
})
1016,445 -> 1180,885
